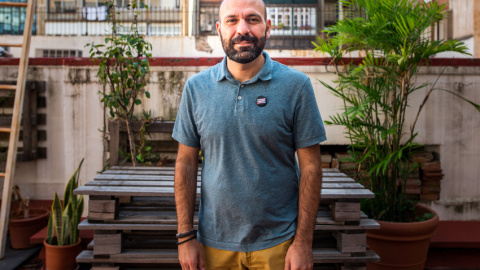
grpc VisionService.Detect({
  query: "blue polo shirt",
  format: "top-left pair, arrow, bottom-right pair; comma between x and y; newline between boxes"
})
172,52 -> 327,252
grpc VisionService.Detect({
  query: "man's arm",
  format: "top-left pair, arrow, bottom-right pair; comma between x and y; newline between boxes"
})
285,144 -> 323,270
174,143 -> 205,270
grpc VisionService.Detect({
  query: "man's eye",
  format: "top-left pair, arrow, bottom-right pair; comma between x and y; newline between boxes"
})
226,19 -> 237,23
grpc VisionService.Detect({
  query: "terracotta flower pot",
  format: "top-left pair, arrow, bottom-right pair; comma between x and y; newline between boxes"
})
8,208 -> 50,249
44,238 -> 82,270
366,204 -> 439,270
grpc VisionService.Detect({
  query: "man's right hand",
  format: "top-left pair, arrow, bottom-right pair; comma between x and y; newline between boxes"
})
178,238 -> 205,270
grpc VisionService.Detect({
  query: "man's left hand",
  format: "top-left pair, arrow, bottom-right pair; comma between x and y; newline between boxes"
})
284,241 -> 313,270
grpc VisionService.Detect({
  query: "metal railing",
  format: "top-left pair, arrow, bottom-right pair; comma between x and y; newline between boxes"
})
37,6 -> 183,36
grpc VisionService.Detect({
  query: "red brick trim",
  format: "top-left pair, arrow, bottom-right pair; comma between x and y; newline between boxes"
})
430,221 -> 480,248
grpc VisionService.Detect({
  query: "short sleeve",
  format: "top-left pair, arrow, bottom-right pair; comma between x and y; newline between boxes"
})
293,78 -> 327,149
172,81 -> 201,148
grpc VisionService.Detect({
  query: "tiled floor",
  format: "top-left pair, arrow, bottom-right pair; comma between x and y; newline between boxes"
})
0,236 -> 41,270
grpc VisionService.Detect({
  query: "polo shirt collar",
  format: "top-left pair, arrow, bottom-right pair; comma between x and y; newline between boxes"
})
216,51 -> 273,83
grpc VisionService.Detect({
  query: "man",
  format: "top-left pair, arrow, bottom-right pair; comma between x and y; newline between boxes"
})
172,0 -> 326,269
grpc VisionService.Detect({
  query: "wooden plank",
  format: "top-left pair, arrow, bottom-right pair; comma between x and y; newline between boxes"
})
75,186 -> 200,197
75,185 -> 373,199
110,166 -> 180,171
0,0 -> 37,259
0,2 -> 28,7
109,120 -> 120,166
76,249 -> 379,264
331,202 -> 362,222
93,174 -> 197,181
316,219 -> 379,230
94,232 -> 122,256
89,199 -> 117,213
340,266 -> 366,270
0,84 -> 17,90
86,180 -> 363,189
80,217 -> 378,231
96,172 -> 353,183
323,172 -> 348,177
321,189 -> 374,199
20,81 -> 36,161
92,266 -> 120,270
89,212 -> 117,221
335,232 -> 367,253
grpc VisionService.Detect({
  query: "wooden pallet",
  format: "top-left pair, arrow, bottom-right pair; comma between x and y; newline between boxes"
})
74,167 -> 379,269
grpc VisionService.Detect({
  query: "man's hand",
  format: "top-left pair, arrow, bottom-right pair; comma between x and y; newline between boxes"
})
284,240 -> 313,270
178,238 -> 205,270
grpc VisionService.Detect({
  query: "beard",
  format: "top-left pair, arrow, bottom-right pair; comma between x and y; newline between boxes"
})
220,31 -> 266,64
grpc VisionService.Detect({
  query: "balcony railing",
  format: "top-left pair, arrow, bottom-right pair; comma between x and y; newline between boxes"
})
38,6 -> 183,36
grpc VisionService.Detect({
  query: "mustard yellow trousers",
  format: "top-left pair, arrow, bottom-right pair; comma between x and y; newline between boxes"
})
201,238 -> 293,270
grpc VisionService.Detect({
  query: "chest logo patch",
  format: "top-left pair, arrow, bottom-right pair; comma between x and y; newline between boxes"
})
256,96 -> 267,107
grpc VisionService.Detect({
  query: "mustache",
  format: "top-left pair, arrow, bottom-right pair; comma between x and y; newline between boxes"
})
230,34 -> 259,44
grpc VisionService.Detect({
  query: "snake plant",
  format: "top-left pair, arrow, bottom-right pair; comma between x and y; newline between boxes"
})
46,159 -> 84,246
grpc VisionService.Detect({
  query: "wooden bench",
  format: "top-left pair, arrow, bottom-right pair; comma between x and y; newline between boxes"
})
74,167 -> 379,270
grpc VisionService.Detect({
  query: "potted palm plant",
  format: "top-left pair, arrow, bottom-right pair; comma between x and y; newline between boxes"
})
313,0 -> 480,269
8,185 -> 49,249
43,159 -> 84,270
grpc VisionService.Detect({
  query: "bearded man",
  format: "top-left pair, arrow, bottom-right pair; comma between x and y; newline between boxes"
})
172,0 -> 327,269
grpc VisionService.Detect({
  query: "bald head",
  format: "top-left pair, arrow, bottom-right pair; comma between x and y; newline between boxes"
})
218,0 -> 267,23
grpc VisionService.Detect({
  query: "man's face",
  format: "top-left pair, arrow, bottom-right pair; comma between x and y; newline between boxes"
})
216,0 -> 271,64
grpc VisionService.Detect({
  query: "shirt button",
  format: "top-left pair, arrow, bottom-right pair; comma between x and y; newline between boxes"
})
240,84 -> 244,87
237,96 -> 242,100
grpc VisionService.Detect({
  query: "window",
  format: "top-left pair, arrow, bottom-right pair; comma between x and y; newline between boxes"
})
267,6 -> 316,36
40,49 -> 83,57
199,6 -> 219,35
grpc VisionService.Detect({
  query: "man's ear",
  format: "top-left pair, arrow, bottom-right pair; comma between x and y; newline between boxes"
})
266,19 -> 271,39
216,21 -> 221,39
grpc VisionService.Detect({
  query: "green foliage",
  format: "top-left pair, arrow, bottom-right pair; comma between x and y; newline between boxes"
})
86,0 -> 152,166
46,159 -> 84,246
314,0 -> 478,222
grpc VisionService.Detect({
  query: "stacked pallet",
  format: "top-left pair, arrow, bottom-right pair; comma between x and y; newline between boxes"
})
74,167 -> 379,270
420,161 -> 444,201
334,152 -> 357,177
413,151 -> 444,201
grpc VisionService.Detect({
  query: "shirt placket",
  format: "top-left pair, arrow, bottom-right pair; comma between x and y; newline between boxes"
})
236,83 -> 245,111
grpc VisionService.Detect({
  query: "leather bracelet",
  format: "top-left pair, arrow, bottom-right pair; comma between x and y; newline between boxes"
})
177,234 -> 196,245
176,229 -> 197,239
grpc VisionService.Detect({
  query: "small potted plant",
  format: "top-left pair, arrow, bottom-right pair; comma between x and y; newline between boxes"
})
87,0 -> 152,167
43,159 -> 84,270
8,185 -> 49,249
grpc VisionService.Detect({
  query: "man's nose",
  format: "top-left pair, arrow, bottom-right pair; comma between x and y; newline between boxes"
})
236,19 -> 250,35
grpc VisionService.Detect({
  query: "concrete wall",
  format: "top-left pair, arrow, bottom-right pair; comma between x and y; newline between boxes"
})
0,59 -> 479,221
451,0 -> 474,40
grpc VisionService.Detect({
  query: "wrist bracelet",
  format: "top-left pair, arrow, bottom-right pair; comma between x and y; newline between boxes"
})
177,234 -> 196,245
176,229 -> 197,239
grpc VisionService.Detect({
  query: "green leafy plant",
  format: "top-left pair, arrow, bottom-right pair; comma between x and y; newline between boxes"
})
313,0 -> 480,222
46,159 -> 84,246
87,0 -> 152,166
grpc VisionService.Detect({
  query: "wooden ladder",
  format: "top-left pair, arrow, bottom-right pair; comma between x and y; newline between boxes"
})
0,0 -> 37,259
